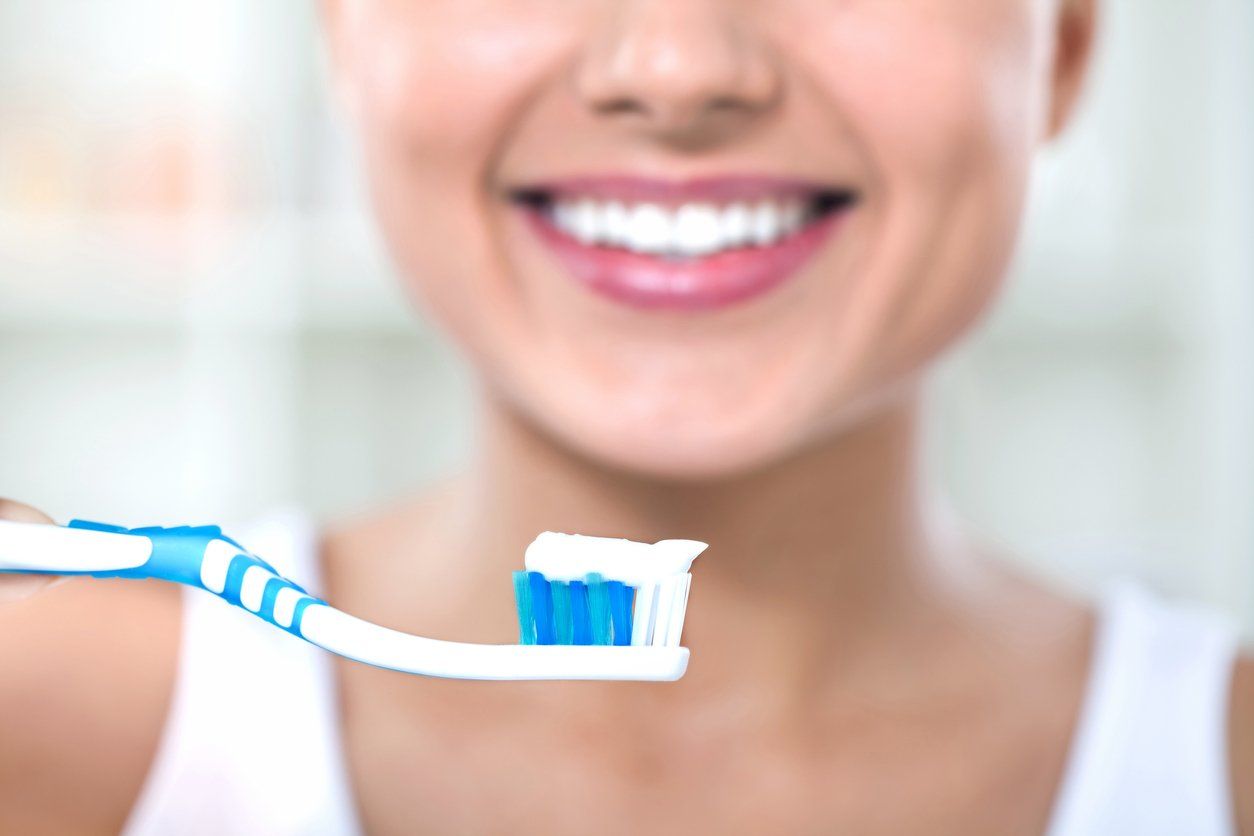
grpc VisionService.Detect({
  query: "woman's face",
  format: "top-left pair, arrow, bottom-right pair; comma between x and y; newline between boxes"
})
326,0 -> 1090,479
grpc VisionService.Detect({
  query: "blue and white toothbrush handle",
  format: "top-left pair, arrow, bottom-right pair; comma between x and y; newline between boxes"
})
0,519 -> 690,681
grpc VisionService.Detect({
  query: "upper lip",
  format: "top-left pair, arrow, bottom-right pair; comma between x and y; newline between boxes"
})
508,174 -> 858,207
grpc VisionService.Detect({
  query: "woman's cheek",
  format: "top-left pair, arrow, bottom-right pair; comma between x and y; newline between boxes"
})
788,4 -> 1043,378
348,13 -> 579,349
797,6 -> 1034,183
351,11 -> 574,154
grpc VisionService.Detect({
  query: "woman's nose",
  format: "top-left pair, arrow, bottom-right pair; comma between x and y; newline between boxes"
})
575,0 -> 781,145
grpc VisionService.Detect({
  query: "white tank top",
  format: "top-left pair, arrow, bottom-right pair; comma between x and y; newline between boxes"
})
123,512 -> 1241,836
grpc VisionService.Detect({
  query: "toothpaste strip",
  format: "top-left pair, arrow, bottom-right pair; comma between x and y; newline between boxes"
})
524,532 -> 706,587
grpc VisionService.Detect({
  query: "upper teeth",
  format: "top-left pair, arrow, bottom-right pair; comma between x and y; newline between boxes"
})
551,199 -> 810,257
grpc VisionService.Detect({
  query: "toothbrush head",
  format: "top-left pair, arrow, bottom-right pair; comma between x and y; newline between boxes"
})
513,532 -> 705,651
303,526 -> 706,680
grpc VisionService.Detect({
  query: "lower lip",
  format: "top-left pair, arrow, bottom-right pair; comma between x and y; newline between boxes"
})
522,209 -> 847,312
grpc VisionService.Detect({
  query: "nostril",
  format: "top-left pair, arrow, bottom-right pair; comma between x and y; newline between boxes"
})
708,95 -> 750,113
575,8 -> 781,138
594,96 -> 648,117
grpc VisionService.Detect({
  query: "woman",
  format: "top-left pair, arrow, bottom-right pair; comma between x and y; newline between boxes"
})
1,0 -> 1250,833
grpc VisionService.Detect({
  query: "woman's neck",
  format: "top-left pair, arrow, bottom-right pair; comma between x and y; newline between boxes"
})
449,390 -> 984,709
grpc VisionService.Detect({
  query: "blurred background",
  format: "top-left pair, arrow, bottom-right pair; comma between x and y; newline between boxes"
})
0,1 -> 1250,633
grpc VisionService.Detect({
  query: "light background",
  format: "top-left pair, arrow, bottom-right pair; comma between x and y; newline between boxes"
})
1,1 -> 1251,633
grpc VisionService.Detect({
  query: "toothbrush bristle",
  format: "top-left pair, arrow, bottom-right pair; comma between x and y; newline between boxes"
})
513,571 -> 692,648
586,573 -> 611,646
528,571 -> 556,645
512,571 -> 535,645
607,580 -> 632,646
569,579 -> 592,644
551,580 -> 573,644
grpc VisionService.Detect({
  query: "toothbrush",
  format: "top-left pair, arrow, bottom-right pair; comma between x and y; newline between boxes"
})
0,519 -> 705,681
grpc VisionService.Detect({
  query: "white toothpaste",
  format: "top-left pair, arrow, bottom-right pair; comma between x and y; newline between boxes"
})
524,532 -> 706,587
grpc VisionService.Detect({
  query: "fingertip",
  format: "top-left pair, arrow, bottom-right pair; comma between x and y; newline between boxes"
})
0,499 -> 55,526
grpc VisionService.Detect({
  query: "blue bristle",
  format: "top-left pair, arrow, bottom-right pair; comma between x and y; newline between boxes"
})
512,570 -> 535,645
528,571 -> 556,645
607,581 -> 633,646
569,580 -> 592,645
550,580 -> 573,644
586,572 -> 612,646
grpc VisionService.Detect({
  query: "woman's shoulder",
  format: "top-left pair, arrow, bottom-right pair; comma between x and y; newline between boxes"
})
0,576 -> 181,833
1233,653 -> 1254,835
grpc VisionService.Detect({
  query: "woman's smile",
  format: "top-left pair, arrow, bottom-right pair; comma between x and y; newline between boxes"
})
508,175 -> 860,310
338,0 -> 1058,475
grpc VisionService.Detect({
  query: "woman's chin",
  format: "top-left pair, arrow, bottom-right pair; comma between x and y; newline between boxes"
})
534,403 -> 807,483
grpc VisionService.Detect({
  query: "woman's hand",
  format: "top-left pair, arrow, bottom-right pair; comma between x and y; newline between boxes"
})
0,499 -> 61,602
0,498 -> 179,833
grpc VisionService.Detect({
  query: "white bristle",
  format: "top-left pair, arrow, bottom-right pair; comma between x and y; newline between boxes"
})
632,583 -> 658,646
651,579 -> 677,647
664,574 -> 692,647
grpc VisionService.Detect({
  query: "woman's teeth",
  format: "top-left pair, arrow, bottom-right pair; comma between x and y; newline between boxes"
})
548,199 -> 813,258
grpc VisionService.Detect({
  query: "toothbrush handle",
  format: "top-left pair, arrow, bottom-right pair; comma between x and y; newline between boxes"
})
0,519 -> 326,637
0,520 -> 153,574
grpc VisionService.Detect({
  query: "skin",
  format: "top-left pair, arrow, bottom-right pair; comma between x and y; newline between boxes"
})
0,500 -> 179,834
0,0 -> 1250,833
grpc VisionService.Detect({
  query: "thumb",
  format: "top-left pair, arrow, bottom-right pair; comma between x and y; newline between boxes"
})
0,498 -> 62,603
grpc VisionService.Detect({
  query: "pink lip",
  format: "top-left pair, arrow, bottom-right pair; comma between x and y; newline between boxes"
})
514,176 -> 854,312
528,175 -> 832,205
